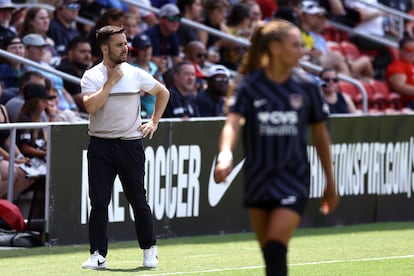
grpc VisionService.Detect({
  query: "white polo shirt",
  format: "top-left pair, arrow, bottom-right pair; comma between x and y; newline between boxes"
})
81,62 -> 157,139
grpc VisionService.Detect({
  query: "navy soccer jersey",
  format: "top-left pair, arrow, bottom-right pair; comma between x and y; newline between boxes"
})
229,68 -> 329,207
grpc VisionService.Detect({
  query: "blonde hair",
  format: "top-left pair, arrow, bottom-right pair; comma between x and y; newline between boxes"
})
225,19 -> 298,110
238,19 -> 297,74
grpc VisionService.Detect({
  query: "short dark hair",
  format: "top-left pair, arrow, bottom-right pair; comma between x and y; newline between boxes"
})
67,36 -> 90,52
176,0 -> 195,13
399,35 -> 414,50
18,71 -> 45,90
173,60 -> 194,74
96,25 -> 125,47
319,67 -> 336,78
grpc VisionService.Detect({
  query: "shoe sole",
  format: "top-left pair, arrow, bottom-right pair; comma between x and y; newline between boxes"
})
81,265 -> 106,270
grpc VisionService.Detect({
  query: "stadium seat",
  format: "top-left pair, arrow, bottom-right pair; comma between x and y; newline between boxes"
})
337,81 -> 362,109
322,25 -> 349,42
340,41 -> 361,61
366,79 -> 402,111
361,80 -> 384,110
327,41 -> 342,54
388,47 -> 399,61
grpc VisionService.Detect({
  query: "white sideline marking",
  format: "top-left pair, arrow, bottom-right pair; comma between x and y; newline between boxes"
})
290,254 -> 414,266
142,254 -> 414,275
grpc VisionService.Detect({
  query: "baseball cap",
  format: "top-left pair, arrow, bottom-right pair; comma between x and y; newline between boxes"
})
132,33 -> 152,49
54,0 -> 80,8
0,0 -> 14,10
301,1 -> 326,15
159,3 -> 180,17
22,34 -> 48,47
207,65 -> 230,78
23,83 -> 56,100
1,35 -> 22,50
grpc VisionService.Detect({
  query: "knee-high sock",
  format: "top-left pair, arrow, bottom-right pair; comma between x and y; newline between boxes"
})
262,240 -> 287,276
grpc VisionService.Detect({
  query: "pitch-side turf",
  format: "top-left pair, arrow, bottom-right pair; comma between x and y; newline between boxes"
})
0,222 -> 413,275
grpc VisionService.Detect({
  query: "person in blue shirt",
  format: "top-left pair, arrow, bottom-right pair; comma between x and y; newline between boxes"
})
144,3 -> 182,69
214,19 -> 339,276
0,35 -> 26,104
47,0 -> 81,56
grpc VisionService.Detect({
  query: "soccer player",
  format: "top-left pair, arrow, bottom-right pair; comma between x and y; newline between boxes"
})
214,19 -> 339,275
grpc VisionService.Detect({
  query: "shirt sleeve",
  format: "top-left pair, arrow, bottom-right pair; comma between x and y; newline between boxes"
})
80,69 -> 99,94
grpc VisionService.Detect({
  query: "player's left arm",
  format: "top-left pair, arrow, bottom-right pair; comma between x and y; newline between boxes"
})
139,82 -> 170,139
311,121 -> 339,214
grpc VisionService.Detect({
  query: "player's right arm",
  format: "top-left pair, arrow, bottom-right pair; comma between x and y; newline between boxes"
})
214,112 -> 242,182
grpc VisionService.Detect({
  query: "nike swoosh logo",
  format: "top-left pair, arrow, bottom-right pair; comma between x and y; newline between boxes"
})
208,157 -> 245,207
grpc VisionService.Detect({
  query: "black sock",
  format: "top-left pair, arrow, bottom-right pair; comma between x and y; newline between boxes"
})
262,240 -> 288,276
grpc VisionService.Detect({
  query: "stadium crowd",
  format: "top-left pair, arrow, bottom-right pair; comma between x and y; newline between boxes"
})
0,0 -> 413,225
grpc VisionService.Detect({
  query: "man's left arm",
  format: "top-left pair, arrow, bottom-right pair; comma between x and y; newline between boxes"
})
139,82 -> 170,139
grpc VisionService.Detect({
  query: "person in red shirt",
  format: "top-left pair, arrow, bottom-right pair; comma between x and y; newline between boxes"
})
386,36 -> 414,109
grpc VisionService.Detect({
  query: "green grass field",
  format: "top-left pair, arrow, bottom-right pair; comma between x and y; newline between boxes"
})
0,222 -> 413,275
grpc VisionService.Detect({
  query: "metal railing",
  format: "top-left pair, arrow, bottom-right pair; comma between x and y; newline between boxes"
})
1,122 -> 51,233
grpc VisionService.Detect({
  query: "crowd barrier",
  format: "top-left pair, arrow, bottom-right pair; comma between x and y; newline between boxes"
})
40,115 -> 414,245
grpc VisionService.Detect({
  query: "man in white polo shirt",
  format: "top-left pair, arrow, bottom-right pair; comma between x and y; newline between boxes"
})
80,25 -> 169,270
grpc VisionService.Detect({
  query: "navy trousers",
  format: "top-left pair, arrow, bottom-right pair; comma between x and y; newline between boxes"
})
87,136 -> 155,257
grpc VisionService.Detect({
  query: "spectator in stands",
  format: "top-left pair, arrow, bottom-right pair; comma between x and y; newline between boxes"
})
125,13 -> 141,43
87,8 -> 126,64
47,0 -> 81,56
183,40 -> 211,92
345,0 -> 391,79
196,64 -> 230,117
133,0 -> 158,32
0,35 -> 26,104
130,33 -> 165,118
198,0 -> 231,64
0,0 -> 16,47
241,0 -> 265,31
5,71 -> 49,123
163,61 -> 200,118
255,0 -> 277,20
46,86 -> 84,122
145,3 -> 182,69
56,36 -> 92,113
20,7 -> 59,66
319,67 -> 358,113
273,0 -> 302,26
0,81 -> 34,200
386,36 -> 414,109
220,3 -> 251,70
184,40 -> 210,75
16,83 -> 55,160
301,1 -> 374,79
23,33 -> 76,111
176,0 -> 203,49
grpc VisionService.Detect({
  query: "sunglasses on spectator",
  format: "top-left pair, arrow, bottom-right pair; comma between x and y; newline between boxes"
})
404,46 -> 414,53
196,52 -> 207,59
165,15 -> 181,22
213,76 -> 229,82
322,77 -> 338,83
64,3 -> 81,10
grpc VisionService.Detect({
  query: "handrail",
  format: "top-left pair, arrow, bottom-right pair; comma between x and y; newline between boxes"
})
352,0 -> 414,22
327,20 -> 398,48
0,49 -> 81,84
0,122 -> 51,202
